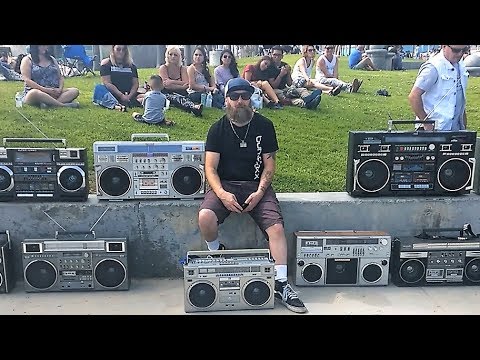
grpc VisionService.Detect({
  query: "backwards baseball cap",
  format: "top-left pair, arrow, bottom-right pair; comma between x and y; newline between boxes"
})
225,78 -> 255,96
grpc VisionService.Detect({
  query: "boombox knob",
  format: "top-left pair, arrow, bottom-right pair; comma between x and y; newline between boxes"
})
297,260 -> 305,267
381,260 -> 388,266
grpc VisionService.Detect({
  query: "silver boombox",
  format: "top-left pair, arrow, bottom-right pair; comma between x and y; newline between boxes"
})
93,133 -> 205,200
295,230 -> 391,287
183,249 -> 275,313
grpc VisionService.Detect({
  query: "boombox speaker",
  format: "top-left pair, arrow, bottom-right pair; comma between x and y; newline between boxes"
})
0,137 -> 88,202
346,125 -> 476,197
183,249 -> 275,313
22,231 -> 129,292
94,133 -> 205,200
391,224 -> 480,286
0,230 -> 14,293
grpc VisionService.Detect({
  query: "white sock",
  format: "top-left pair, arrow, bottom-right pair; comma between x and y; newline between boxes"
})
275,264 -> 287,282
205,239 -> 220,251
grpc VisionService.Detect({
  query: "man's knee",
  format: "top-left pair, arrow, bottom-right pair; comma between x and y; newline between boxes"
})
265,222 -> 285,240
198,209 -> 218,227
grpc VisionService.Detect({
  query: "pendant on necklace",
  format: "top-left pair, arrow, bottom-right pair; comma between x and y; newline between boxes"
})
240,140 -> 247,148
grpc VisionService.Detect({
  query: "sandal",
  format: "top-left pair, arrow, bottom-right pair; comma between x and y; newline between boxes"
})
157,119 -> 175,126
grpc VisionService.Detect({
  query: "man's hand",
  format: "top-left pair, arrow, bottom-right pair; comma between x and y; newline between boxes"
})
241,190 -> 265,213
219,190 -> 243,213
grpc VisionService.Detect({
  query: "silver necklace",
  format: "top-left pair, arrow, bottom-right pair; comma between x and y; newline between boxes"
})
229,119 -> 251,148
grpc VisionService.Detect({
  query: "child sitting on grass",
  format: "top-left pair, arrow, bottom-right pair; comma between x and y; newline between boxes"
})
133,75 -> 175,126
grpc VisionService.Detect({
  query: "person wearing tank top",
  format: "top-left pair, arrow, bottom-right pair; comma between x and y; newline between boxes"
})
20,45 -> 80,108
186,46 -> 225,109
291,45 -> 340,96
157,45 -> 203,117
315,45 -> 362,94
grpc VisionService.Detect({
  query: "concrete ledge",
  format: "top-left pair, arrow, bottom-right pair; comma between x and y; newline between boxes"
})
3,192 -> 480,280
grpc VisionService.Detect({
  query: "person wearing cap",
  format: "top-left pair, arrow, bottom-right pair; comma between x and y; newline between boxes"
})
197,77 -> 308,314
315,45 -> 362,94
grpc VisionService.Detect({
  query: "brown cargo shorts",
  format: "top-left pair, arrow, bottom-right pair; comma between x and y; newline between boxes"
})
199,180 -> 284,238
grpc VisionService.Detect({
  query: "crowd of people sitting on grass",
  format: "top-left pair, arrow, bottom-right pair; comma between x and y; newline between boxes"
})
8,44 -> 371,126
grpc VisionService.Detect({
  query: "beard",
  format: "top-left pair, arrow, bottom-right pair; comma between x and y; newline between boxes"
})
226,102 -> 253,125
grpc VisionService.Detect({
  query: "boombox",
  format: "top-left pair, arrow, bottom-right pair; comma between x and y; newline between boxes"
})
22,231 -> 129,292
295,231 -> 391,286
94,133 -> 205,200
0,231 -> 14,293
391,224 -> 480,286
183,249 -> 275,313
346,127 -> 476,197
0,137 -> 88,201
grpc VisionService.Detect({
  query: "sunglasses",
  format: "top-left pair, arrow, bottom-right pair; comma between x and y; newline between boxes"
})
448,45 -> 469,54
222,54 -> 232,59
228,92 -> 252,101
272,53 -> 283,56
307,48 -> 315,52
325,47 -> 334,50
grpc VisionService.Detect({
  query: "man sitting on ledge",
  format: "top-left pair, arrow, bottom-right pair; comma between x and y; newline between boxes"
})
197,77 -> 307,314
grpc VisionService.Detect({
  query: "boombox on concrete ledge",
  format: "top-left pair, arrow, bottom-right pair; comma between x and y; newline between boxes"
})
346,129 -> 476,197
22,231 -> 129,292
93,133 -> 205,200
0,137 -> 88,202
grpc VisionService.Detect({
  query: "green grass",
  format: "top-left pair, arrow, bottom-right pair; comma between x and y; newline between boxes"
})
1,54 -> 479,193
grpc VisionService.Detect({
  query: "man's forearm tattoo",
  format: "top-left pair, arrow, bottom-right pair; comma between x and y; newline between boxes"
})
266,152 -> 276,160
259,170 -> 273,192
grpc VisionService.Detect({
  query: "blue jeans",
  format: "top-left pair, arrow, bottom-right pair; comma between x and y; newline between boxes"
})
92,84 -> 121,109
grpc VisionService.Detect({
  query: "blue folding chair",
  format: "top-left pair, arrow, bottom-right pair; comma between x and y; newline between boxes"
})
59,45 -> 96,77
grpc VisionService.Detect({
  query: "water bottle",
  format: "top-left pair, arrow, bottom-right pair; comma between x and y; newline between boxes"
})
205,91 -> 213,108
200,92 -> 207,106
15,92 -> 23,108
163,98 -> 170,115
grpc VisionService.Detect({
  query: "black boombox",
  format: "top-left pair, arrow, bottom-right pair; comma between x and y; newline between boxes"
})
390,224 -> 480,286
346,123 -> 476,197
0,231 -> 14,293
0,138 -> 88,202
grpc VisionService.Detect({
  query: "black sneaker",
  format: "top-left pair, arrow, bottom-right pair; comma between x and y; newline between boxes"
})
274,280 -> 307,314
186,243 -> 227,260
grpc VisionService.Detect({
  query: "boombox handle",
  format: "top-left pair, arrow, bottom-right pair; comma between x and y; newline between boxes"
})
416,224 -> 478,240
55,231 -> 96,239
131,133 -> 169,142
3,137 -> 67,146
387,120 -> 436,132
0,230 -> 11,249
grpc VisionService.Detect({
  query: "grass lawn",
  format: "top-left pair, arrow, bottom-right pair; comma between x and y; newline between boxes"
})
1,54 -> 479,194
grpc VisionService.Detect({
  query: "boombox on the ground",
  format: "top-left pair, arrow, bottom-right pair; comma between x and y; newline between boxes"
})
295,230 -> 391,286
22,231 -> 129,292
346,127 -> 477,197
94,133 -> 205,200
183,249 -> 275,313
0,231 -> 14,293
472,137 -> 480,194
0,138 -> 88,202
391,224 -> 480,286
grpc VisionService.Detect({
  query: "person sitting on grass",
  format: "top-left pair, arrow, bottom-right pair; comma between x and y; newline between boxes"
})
348,45 -> 378,71
19,45 -> 80,108
132,75 -> 175,126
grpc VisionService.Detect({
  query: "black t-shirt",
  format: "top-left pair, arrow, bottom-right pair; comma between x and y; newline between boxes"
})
100,59 -> 139,94
266,61 -> 289,89
206,112 -> 279,181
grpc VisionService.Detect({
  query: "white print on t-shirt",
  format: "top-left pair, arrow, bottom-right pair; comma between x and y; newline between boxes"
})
254,135 -> 263,180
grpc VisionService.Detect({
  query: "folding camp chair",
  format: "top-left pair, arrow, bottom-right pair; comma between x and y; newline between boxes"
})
58,45 -> 97,77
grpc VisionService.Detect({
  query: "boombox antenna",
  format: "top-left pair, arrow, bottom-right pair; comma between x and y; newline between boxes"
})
43,206 -> 111,238
15,108 -> 50,139
42,210 -> 69,233
88,206 -> 110,236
